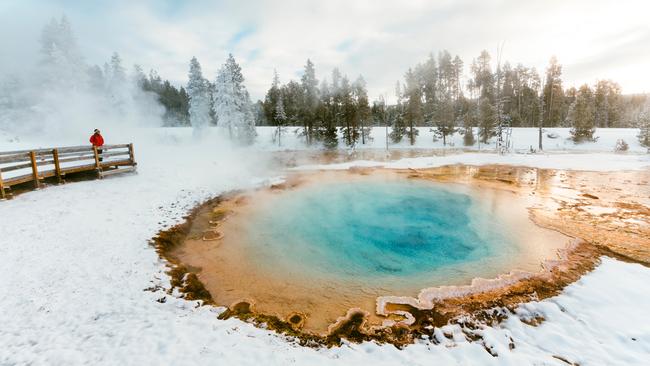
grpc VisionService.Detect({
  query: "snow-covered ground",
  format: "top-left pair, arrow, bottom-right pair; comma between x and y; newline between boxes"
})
1,127 -> 649,365
251,126 -> 649,153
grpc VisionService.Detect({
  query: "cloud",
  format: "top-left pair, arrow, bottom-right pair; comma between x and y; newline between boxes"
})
1,0 -> 649,102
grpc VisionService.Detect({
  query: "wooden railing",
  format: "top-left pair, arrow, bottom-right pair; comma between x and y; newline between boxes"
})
0,143 -> 137,199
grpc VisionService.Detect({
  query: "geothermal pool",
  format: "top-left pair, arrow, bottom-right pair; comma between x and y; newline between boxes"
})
245,180 -> 521,289
172,170 -> 571,334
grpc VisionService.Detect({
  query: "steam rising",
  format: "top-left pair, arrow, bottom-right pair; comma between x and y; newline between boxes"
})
0,17 -> 164,140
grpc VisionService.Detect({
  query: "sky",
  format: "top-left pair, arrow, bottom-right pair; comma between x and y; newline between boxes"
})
1,0 -> 649,101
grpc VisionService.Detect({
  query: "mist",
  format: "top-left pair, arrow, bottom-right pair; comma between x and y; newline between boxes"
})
0,17 -> 165,143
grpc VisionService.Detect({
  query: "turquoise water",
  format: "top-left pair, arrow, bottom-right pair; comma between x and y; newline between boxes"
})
244,180 -> 518,288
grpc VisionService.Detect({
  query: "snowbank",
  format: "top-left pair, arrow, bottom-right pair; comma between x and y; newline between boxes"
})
1,128 -> 649,365
293,152 -> 650,172
253,126 -> 649,153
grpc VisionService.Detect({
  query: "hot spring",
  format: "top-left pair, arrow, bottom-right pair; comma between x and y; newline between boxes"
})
172,169 -> 570,334
246,180 -> 521,289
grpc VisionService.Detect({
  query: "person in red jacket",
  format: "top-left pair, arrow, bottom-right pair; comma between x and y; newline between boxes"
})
90,129 -> 104,161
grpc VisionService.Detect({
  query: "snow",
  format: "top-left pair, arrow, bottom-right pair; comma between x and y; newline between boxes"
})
294,152 -> 650,172
253,126 -> 650,154
1,127 -> 649,365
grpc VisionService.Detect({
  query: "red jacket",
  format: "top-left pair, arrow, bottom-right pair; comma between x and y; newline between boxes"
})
90,133 -> 104,147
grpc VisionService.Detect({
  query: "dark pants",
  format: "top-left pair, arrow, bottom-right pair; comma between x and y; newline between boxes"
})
98,148 -> 103,162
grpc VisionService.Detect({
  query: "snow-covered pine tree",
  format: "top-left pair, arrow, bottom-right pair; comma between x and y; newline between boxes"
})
637,100 -> 650,148
213,65 -> 240,140
274,93 -> 287,146
240,92 -> 257,145
214,54 -> 256,145
300,59 -> 319,144
569,84 -> 596,142
187,57 -> 211,138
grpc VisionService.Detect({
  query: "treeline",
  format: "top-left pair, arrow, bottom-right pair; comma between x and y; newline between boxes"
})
138,70 -> 190,126
9,16 -> 649,148
258,51 -> 650,147
134,47 -> 650,148
261,60 -> 371,148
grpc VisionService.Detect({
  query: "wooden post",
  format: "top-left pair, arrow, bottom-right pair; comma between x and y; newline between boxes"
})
29,151 -> 40,189
128,143 -> 135,163
52,148 -> 63,184
0,169 -> 5,199
92,146 -> 102,178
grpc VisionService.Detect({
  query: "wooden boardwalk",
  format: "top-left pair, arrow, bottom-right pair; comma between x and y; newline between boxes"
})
0,143 -> 137,199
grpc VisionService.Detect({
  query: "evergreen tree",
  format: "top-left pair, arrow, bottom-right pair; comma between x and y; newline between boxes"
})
457,94 -> 476,146
213,55 -> 256,144
353,76 -> 372,144
316,79 -> 338,148
471,50 -> 495,101
594,80 -> 622,128
390,81 -> 407,143
637,100 -> 650,148
263,70 -> 281,126
543,56 -> 564,126
187,57 -> 211,137
339,76 -> 358,146
434,92 -> 456,145
403,69 -> 422,145
471,50 -> 497,143
418,54 -> 437,125
274,93 -> 287,146
569,84 -> 596,142
213,65 -> 239,139
300,59 -> 319,144
434,51 -> 458,145
478,97 -> 497,144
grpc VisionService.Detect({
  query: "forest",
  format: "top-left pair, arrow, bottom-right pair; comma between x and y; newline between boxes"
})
1,17 -> 649,148
160,50 -> 650,148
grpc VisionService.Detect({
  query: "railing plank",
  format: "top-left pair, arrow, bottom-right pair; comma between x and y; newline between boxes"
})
98,151 -> 130,158
1,161 -> 38,172
1,148 -> 52,156
57,155 -> 97,164
101,144 -> 130,150
0,153 -> 31,164
56,145 -> 95,153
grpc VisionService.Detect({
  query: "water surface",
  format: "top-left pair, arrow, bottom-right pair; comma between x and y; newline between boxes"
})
243,180 -> 521,290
